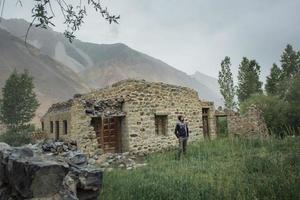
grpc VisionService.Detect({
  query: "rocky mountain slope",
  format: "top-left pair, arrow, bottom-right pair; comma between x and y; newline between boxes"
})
0,18 -> 223,105
191,71 -> 223,103
0,28 -> 90,122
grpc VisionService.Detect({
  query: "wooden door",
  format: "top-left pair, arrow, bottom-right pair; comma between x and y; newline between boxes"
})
102,117 -> 120,153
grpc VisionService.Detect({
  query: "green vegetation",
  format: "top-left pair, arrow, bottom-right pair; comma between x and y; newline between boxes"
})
237,57 -> 263,103
100,137 -> 300,200
219,44 -> 300,136
218,56 -> 236,110
216,116 -> 228,137
0,70 -> 39,146
241,45 -> 300,137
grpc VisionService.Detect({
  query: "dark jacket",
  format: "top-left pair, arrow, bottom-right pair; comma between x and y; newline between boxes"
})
175,122 -> 189,138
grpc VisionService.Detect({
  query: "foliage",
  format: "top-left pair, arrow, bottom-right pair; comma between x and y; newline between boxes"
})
218,56 -> 236,110
284,75 -> 300,132
10,0 -> 120,43
236,57 -> 263,103
0,70 -> 39,129
240,94 -> 289,136
265,63 -> 281,96
0,125 -> 34,146
278,44 -> 300,98
216,116 -> 228,137
100,137 -> 300,200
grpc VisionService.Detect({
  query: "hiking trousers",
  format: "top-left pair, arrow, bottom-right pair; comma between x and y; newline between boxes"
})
178,137 -> 188,159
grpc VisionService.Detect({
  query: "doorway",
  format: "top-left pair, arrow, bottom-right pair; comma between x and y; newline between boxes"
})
202,108 -> 209,138
91,116 -> 122,153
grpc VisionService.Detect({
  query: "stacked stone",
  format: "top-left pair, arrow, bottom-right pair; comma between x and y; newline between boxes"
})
82,98 -> 125,117
227,105 -> 268,137
0,123 -> 6,135
44,79 -> 206,157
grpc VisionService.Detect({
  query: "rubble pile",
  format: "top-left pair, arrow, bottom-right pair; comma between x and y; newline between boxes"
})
97,153 -> 147,171
82,98 -> 126,117
0,141 -> 102,200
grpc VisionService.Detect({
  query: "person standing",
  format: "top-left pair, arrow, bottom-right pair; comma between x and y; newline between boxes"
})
174,115 -> 189,159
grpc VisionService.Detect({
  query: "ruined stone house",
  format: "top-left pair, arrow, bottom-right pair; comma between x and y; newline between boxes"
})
41,80 -> 217,156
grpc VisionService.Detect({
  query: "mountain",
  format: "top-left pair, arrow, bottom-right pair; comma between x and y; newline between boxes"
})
0,18 -> 94,73
0,28 -> 90,123
0,18 -> 223,105
190,71 -> 223,103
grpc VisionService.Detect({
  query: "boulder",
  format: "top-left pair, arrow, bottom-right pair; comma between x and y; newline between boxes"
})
0,143 -> 103,200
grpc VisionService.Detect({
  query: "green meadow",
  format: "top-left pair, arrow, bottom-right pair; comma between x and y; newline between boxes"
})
100,137 -> 300,200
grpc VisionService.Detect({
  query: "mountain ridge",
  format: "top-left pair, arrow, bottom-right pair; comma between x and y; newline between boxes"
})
0,18 -> 223,106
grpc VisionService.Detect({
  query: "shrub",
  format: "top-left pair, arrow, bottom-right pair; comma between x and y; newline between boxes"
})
240,94 -> 289,137
0,125 -> 34,146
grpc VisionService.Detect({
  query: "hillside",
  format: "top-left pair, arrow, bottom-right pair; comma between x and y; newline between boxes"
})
191,71 -> 223,103
1,18 -> 223,105
0,28 -> 90,122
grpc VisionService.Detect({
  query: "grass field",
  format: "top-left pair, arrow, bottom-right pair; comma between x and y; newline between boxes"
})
100,137 -> 300,200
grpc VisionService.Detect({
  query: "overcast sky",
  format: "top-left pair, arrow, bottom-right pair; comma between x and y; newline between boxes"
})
3,0 -> 300,81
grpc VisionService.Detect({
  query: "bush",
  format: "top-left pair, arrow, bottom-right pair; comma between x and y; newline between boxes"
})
240,94 -> 289,137
0,125 -> 34,146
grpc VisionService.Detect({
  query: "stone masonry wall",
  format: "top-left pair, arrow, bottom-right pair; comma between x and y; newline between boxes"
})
42,107 -> 72,141
71,80 -> 203,156
0,124 -> 6,135
227,105 -> 268,137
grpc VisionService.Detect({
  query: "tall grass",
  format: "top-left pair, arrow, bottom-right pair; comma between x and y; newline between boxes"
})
100,137 -> 300,200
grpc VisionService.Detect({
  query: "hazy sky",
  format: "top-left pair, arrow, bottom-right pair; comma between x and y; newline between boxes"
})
3,0 -> 300,81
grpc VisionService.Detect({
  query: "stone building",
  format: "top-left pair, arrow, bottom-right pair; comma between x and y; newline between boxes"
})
41,80 -> 217,156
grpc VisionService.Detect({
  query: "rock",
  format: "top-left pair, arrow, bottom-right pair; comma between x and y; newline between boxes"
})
106,168 -> 113,172
4,157 -> 68,198
88,158 -> 96,165
68,153 -> 87,166
0,142 -> 103,200
100,162 -> 110,168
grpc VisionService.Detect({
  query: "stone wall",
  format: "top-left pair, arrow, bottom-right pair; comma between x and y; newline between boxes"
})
0,124 -> 6,135
227,105 -> 268,137
43,79 -> 206,157
42,105 -> 72,141
74,80 -> 203,156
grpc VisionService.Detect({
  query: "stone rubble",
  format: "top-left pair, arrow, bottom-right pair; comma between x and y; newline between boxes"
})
91,152 -> 147,171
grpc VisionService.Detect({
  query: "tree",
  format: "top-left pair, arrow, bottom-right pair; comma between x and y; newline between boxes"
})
0,70 -> 39,130
265,63 -> 281,96
278,44 -> 300,98
0,0 -> 120,42
237,57 -> 263,103
218,56 -> 236,110
285,75 -> 300,132
280,44 -> 300,79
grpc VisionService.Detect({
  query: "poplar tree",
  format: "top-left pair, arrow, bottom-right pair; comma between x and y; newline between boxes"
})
237,57 -> 263,103
265,63 -> 281,96
218,56 -> 236,110
278,44 -> 300,98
